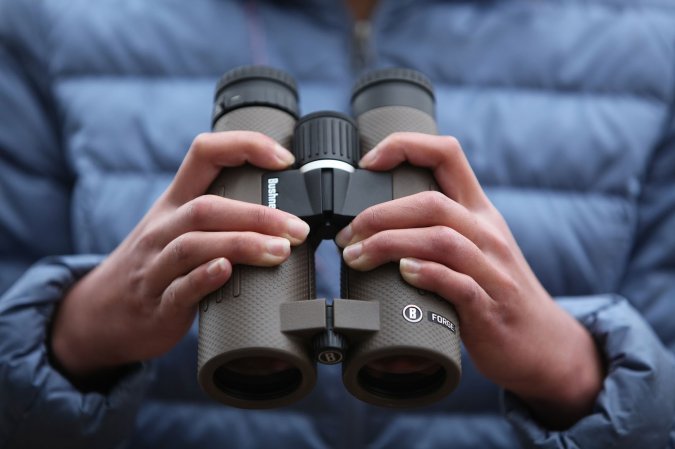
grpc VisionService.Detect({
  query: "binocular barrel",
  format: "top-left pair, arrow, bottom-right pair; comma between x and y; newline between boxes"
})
198,67 -> 317,408
198,66 -> 461,409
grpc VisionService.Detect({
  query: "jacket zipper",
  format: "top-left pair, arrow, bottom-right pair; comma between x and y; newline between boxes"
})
342,12 -> 374,449
351,20 -> 374,73
345,26 -> 371,449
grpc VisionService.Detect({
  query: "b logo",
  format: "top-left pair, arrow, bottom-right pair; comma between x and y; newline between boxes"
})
317,350 -> 342,364
402,305 -> 423,323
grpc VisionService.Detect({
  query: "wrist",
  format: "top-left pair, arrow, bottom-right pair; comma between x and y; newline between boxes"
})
50,268 -> 131,379
49,333 -> 136,393
506,309 -> 604,429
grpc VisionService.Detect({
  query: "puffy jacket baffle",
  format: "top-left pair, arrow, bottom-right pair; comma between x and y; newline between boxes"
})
1,0 -> 675,448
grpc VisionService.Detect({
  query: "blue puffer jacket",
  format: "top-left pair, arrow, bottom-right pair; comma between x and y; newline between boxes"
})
1,0 -> 675,448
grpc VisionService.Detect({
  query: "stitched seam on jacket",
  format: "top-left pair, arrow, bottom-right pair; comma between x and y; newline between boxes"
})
543,0 -> 675,12
53,74 -> 669,107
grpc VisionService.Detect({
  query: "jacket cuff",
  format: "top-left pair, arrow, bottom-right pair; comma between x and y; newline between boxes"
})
502,295 -> 675,448
0,255 -> 154,448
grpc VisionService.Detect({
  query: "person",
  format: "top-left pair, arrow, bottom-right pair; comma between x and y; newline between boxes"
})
1,0 -> 674,447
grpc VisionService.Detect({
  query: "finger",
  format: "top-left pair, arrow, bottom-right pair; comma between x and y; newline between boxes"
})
145,231 -> 292,295
336,191 -> 481,248
165,131 -> 295,205
160,257 -> 232,315
151,195 -> 309,248
359,132 -> 488,208
342,226 -> 501,293
398,258 -> 492,316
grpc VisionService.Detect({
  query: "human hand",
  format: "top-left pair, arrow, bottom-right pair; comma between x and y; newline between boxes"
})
335,133 -> 603,428
51,132 -> 310,379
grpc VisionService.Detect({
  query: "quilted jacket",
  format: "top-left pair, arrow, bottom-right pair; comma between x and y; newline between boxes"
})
1,0 -> 675,448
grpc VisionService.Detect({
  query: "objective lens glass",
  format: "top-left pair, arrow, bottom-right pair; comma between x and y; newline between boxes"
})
358,355 -> 445,400
214,357 -> 301,401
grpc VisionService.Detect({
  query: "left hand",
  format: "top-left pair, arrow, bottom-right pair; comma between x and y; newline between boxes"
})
335,132 -> 603,429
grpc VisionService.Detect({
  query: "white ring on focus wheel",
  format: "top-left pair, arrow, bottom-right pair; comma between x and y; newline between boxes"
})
299,160 -> 355,173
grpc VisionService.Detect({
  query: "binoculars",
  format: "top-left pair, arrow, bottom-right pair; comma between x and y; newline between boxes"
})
198,66 -> 461,409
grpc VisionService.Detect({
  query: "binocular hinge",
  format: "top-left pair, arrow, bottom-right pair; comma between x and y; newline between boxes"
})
333,299 -> 380,337
279,299 -> 328,337
280,299 -> 380,338
280,299 -> 380,366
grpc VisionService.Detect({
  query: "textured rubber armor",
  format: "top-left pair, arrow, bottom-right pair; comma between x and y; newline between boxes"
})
342,101 -> 462,407
198,105 -> 318,408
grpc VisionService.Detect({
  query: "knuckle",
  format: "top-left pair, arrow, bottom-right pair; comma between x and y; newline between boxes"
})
227,233 -> 256,261
440,136 -> 463,161
134,229 -> 158,253
251,205 -> 273,228
430,225 -> 460,252
384,132 -> 406,150
491,234 -> 512,259
462,276 -> 482,304
483,225 -> 512,259
388,132 -> 405,144
185,270 -> 201,297
127,265 -> 149,299
119,281 -> 151,318
190,132 -> 212,156
441,136 -> 462,150
421,190 -> 449,213
362,205 -> 385,232
442,135 -> 461,152
365,231 -> 394,255
184,196 -> 213,227
463,214 -> 483,243
163,282 -> 180,309
500,274 -> 520,299
170,234 -> 193,263
230,235 -> 248,258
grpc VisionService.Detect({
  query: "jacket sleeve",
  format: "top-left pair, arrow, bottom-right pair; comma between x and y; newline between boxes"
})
502,92 -> 675,447
503,296 -> 675,448
0,256 -> 154,449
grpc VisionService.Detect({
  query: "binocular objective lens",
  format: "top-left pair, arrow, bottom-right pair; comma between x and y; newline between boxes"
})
214,357 -> 302,401
359,356 -> 445,400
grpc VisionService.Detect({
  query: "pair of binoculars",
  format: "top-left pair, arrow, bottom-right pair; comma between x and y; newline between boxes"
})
198,66 -> 461,409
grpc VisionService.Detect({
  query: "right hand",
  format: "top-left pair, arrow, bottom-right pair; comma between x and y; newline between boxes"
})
51,132 -> 310,378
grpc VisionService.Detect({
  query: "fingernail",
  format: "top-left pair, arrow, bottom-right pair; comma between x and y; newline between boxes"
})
286,218 -> 310,243
343,242 -> 363,263
335,224 -> 353,248
400,258 -> 422,275
275,144 -> 295,165
266,238 -> 291,257
359,146 -> 380,168
207,258 -> 227,277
